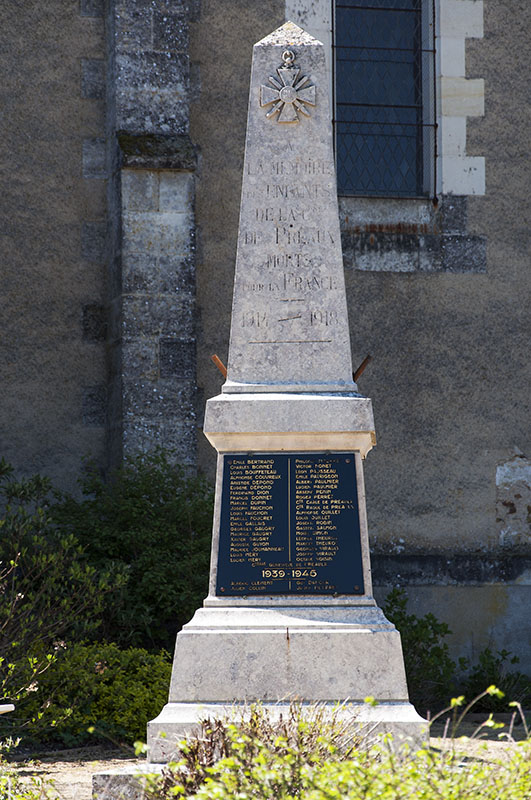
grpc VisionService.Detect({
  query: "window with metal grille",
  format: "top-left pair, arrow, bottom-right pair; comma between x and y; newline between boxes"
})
333,0 -> 436,197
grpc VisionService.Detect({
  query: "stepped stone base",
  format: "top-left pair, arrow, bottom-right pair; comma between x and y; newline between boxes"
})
145,601 -> 426,763
149,700 -> 426,761
93,765 -> 162,800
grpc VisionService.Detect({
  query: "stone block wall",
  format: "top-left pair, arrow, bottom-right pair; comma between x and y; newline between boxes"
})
114,167 -> 197,464
106,0 -> 199,470
1,0 -> 529,666
0,0 -> 199,484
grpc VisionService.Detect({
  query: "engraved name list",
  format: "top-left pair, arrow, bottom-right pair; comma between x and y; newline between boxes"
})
216,453 -> 364,596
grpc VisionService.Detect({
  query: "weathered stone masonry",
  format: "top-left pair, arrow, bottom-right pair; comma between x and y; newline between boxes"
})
106,0 -> 199,470
81,0 -> 108,432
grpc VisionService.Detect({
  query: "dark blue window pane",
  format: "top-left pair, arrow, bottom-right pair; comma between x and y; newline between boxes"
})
339,0 -> 420,8
335,0 -> 427,197
335,53 -> 418,107
337,8 -> 418,50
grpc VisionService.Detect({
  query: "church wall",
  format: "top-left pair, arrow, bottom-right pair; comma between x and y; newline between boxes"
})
0,0 -> 529,665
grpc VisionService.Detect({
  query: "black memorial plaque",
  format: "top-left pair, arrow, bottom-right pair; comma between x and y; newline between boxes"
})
216,453 -> 364,595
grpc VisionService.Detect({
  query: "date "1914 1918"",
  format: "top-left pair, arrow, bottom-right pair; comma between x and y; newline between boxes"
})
262,568 -> 318,578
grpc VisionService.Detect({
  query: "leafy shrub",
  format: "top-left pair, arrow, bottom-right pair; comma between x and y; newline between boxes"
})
0,451 -> 211,748
146,702 -> 362,799
0,460 -> 117,713
187,741 -> 531,800
145,702 -> 531,800
382,588 -> 457,712
51,450 -> 213,651
0,756 -> 57,799
7,642 -> 171,748
460,648 -> 531,712
383,588 -> 531,716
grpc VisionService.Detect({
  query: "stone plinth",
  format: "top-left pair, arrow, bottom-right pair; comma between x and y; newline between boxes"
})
204,392 -> 376,457
147,602 -> 425,763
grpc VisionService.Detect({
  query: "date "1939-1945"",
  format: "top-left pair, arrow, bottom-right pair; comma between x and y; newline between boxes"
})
262,568 -> 318,578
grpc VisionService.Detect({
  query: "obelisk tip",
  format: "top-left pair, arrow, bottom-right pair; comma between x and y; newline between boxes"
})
255,21 -> 323,48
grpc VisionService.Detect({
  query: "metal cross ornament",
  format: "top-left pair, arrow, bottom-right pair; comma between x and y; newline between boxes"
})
259,50 -> 316,123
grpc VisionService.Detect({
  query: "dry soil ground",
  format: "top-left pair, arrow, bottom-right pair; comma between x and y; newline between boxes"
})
8,747 -> 137,800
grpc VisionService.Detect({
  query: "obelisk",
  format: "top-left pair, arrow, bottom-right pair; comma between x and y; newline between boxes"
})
147,22 -> 425,761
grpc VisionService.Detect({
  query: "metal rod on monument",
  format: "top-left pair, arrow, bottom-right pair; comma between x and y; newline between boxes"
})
211,354 -> 227,378
354,354 -> 372,382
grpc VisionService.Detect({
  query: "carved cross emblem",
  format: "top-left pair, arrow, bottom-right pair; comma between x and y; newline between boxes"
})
259,50 -> 316,123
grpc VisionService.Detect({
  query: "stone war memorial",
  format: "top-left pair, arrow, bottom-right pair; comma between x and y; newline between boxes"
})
94,19 -> 424,797
149,20 -> 424,756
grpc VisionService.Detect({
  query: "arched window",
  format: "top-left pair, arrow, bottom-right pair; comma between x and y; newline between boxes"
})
333,0 -> 436,197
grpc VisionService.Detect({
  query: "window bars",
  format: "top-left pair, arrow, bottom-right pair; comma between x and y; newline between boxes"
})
333,0 -> 436,197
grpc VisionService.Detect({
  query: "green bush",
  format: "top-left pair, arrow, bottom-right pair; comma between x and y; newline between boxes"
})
0,460 -> 118,714
10,642 -> 171,748
51,450 -> 213,651
0,756 -> 57,799
186,742 -> 531,800
382,588 -> 457,712
146,703 -> 362,799
144,703 -> 531,800
165,703 -> 360,798
383,588 -> 531,715
460,648 -> 531,713
0,451 -> 212,749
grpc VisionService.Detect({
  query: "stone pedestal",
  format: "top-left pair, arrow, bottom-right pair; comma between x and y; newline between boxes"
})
148,603 -> 423,762
147,434 -> 424,761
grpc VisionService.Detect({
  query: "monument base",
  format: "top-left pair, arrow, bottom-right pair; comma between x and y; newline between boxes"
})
149,701 -> 425,761
147,601 -> 426,763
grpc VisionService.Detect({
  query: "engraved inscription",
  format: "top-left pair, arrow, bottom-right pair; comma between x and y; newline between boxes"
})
240,225 -> 335,247
242,280 -> 281,292
283,273 -> 337,291
241,273 -> 337,293
241,311 -> 268,327
247,160 -> 333,177
270,159 -> 333,175
310,309 -> 338,326
216,453 -> 364,596
265,183 -> 332,200
242,231 -> 262,245
255,207 -> 308,222
275,227 -> 335,246
234,64 -> 347,359
266,253 -> 313,269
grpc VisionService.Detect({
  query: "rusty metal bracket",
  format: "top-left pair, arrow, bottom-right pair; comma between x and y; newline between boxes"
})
211,354 -> 227,378
353,354 -> 372,382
